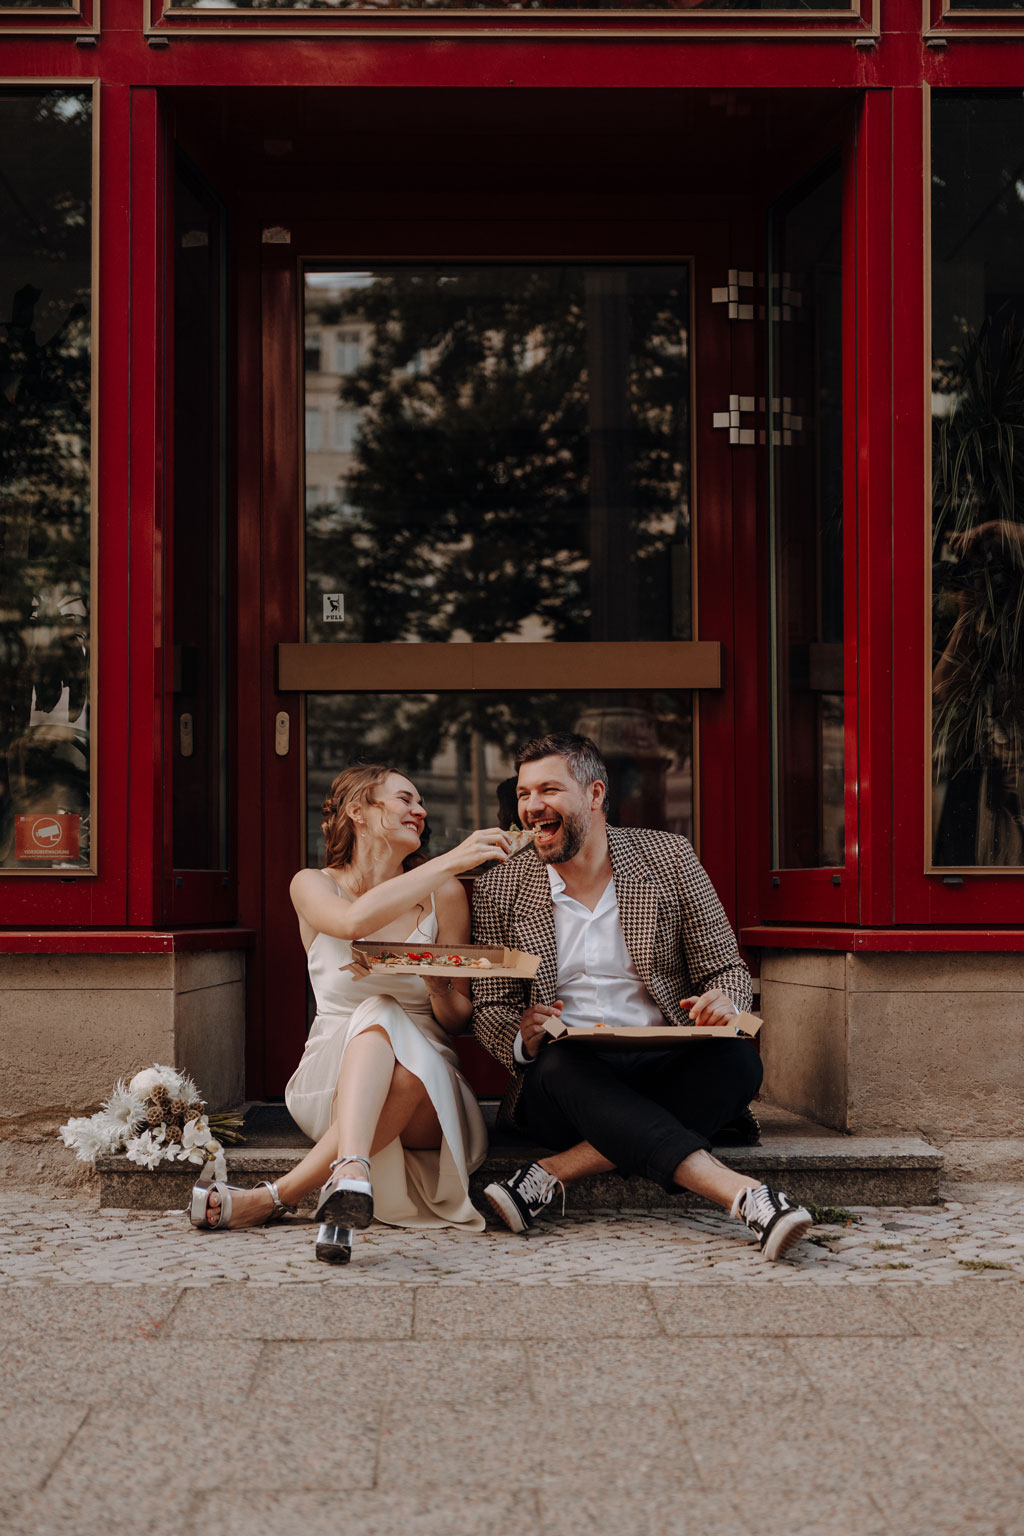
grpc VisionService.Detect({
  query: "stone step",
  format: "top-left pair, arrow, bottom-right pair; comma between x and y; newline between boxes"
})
95,1100 -> 943,1213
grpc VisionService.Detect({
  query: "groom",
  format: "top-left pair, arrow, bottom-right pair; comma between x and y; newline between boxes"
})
471,732 -> 813,1262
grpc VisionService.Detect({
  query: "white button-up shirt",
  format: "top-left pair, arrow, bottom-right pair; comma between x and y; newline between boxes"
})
514,865 -> 664,1063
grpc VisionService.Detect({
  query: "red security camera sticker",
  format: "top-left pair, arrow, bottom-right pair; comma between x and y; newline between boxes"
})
14,813 -> 81,862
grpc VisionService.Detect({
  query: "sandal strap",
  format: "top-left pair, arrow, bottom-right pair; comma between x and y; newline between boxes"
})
257,1180 -> 295,1214
329,1155 -> 372,1178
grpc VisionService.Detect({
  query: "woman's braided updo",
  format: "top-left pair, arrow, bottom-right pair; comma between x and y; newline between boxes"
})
320,764 -> 427,872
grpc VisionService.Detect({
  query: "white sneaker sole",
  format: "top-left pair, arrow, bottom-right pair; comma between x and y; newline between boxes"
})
762,1208 -> 814,1262
484,1181 -> 529,1235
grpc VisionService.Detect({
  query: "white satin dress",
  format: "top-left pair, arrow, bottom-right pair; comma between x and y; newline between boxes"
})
284,892 -> 487,1231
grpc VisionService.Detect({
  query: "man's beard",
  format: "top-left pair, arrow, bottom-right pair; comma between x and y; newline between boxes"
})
534,803 -> 591,865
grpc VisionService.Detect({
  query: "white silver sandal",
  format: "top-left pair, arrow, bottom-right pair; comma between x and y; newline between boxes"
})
188,1177 -> 294,1230
314,1155 -> 374,1230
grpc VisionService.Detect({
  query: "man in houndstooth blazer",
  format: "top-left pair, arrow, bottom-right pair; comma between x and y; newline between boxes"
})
472,733 -> 814,1262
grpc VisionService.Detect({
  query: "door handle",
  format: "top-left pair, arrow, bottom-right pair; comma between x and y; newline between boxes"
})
179,713 -> 194,758
275,711 -> 290,757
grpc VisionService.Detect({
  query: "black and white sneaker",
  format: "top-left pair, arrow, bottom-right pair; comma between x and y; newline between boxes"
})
484,1162 -> 565,1234
732,1183 -> 813,1261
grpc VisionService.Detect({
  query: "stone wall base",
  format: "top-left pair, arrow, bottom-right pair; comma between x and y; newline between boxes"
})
0,950 -> 245,1130
760,950 -> 1024,1141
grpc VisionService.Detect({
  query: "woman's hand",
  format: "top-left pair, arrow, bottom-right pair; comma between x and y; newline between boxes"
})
443,827 -> 512,876
423,975 -> 469,999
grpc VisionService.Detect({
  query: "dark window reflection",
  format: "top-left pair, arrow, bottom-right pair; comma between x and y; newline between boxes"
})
932,95 -> 1024,867
0,90 -> 91,871
305,691 -> 692,864
170,0 -> 848,12
303,265 -> 692,646
767,159 -> 844,870
171,158 -> 229,871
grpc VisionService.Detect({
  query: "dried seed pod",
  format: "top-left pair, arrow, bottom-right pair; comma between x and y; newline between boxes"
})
164,1123 -> 183,1145
169,1098 -> 188,1124
151,1085 -> 171,1108
146,1104 -> 164,1127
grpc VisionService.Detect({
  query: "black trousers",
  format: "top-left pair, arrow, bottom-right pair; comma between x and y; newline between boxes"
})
519,1039 -> 764,1192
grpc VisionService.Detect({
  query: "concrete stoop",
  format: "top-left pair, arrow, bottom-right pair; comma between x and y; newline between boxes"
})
94,1100 -> 943,1214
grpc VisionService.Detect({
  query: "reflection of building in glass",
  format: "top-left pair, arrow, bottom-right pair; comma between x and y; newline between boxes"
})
301,265 -> 695,861
305,690 -> 693,867
304,284 -> 369,523
0,91 -> 92,870
931,98 -> 1024,867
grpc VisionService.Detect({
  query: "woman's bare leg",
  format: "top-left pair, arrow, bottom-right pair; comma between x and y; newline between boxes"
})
204,1029 -> 440,1225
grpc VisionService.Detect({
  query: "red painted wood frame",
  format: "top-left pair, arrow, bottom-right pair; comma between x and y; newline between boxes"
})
252,217 -> 736,1096
750,106 -> 867,928
7,0 -> 1024,955
0,0 -> 98,38
144,0 -> 874,43
158,136 -> 237,927
892,63 -> 1024,926
0,79 -> 131,929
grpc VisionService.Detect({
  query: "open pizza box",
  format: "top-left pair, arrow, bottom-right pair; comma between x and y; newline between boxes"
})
348,941 -> 541,980
542,1010 -> 763,1049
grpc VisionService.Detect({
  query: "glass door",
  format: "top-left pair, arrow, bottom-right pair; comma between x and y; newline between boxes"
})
299,262 -> 703,866
258,223 -> 737,1094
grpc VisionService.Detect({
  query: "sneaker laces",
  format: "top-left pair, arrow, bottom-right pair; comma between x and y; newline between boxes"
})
517,1163 -> 567,1216
732,1183 -> 779,1227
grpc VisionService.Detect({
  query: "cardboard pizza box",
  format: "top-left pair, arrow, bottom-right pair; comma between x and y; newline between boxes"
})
348,940 -> 540,980
542,1011 -> 763,1048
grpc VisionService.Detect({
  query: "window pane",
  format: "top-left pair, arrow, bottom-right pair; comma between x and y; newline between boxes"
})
767,159 -> 844,869
171,158 -> 229,871
169,0 -> 849,12
303,265 -> 693,646
0,89 -> 92,872
932,95 -> 1024,867
305,691 -> 693,865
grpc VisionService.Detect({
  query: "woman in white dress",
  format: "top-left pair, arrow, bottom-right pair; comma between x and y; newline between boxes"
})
189,763 -> 510,1263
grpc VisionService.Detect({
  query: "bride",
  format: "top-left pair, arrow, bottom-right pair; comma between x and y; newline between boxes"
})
189,763 -> 509,1263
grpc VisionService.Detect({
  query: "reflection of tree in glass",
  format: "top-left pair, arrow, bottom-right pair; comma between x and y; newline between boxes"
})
304,265 -> 690,831
932,316 -> 1024,864
306,265 -> 690,646
171,0 -> 843,12
305,688 -> 692,864
0,92 -> 92,862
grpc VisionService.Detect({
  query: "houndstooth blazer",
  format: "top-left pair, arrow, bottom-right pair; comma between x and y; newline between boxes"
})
470,824 -> 753,1126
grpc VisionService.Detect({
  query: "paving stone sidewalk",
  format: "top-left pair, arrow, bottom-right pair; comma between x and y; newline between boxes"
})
2,1186 -> 1023,1536
2,1182 -> 1023,1285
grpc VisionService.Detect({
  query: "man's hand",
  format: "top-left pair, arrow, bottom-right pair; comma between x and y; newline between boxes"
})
681,988 -> 740,1027
520,1001 -> 564,1058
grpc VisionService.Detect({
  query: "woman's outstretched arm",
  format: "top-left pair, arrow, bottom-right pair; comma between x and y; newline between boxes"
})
289,827 -> 510,941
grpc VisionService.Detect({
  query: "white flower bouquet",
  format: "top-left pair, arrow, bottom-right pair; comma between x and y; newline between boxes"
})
59,1065 -> 243,1179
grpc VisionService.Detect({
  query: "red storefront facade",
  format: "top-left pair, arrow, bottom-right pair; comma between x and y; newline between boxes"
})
2,0 -> 1023,1151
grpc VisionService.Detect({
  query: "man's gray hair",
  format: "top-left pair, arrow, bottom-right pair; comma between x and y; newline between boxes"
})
514,733 -> 609,808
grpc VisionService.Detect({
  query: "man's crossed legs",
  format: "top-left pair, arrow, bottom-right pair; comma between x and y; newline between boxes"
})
484,1041 -> 814,1262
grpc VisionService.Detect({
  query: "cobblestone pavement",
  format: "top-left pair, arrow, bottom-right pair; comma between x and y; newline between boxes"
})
3,1185 -> 1024,1536
2,1182 -> 1023,1285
